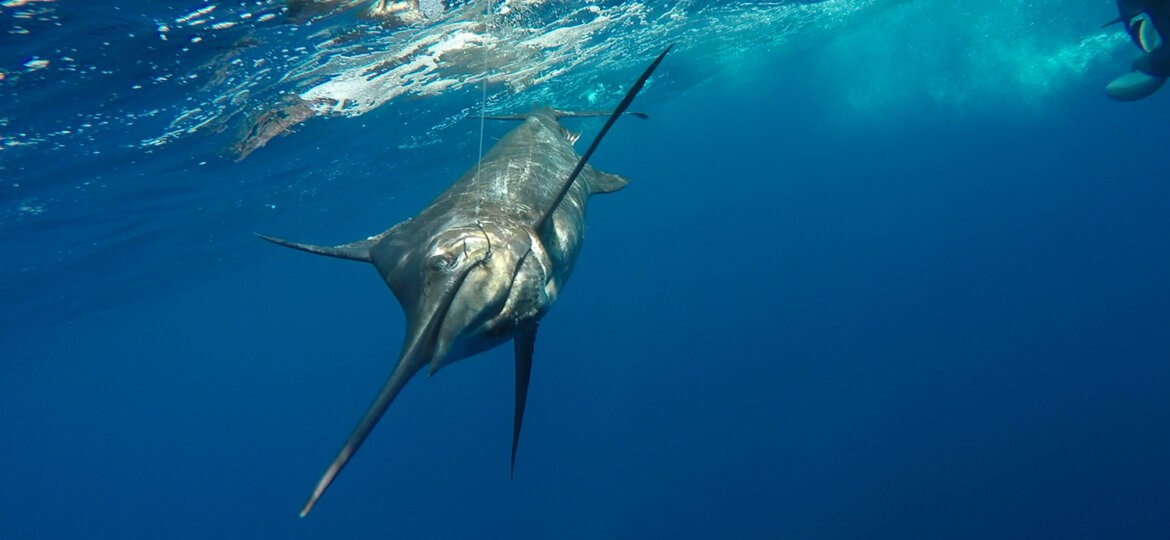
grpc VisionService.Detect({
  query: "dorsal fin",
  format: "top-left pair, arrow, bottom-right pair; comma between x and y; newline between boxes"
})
534,44 -> 672,232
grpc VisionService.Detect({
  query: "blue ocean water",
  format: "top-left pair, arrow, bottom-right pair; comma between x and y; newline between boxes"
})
3,0 -> 1169,538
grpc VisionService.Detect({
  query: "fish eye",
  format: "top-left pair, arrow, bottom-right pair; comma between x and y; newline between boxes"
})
427,253 -> 457,271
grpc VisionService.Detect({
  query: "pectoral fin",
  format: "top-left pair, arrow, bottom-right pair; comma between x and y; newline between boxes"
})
511,324 -> 537,478
256,233 -> 376,262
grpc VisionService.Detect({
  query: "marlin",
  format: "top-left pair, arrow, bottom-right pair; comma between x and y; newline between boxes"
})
259,46 -> 671,516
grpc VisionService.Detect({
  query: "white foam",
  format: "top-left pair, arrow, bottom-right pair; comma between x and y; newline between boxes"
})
176,4 -> 216,25
139,0 -> 1132,151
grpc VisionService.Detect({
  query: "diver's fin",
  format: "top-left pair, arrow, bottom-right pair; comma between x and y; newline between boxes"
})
534,44 -> 672,232
511,324 -> 537,479
256,233 -> 375,262
300,353 -> 424,517
590,169 -> 631,194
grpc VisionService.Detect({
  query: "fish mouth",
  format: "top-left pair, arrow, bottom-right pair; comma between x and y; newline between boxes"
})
429,227 -> 542,375
430,254 -> 535,375
404,248 -> 494,372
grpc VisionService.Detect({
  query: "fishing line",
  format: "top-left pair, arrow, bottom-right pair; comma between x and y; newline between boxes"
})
475,0 -> 492,184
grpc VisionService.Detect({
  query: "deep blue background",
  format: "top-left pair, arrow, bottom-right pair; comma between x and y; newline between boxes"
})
3,3 -> 1170,538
